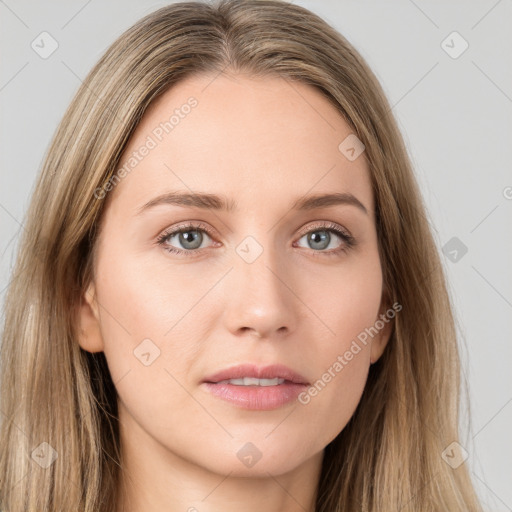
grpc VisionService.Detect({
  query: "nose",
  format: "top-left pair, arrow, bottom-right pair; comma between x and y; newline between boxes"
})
221,239 -> 298,340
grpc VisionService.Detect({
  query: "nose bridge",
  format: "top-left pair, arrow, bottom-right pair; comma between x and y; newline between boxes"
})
236,235 -> 282,297
222,231 -> 297,338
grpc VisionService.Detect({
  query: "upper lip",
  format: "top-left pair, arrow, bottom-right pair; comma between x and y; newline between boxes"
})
203,364 -> 310,385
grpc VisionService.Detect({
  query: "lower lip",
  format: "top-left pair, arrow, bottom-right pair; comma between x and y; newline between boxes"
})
202,382 -> 308,410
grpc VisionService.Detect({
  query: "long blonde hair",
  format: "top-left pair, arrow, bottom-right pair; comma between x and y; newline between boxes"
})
0,1 -> 482,510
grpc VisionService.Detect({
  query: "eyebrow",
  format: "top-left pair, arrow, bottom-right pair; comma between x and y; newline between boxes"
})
136,191 -> 368,216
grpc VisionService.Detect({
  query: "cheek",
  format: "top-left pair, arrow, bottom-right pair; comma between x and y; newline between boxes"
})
293,251 -> 382,442
292,326 -> 375,457
93,243 -> 213,374
93,245 -> 218,434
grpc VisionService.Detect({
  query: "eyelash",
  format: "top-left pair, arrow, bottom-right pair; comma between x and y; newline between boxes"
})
155,221 -> 356,258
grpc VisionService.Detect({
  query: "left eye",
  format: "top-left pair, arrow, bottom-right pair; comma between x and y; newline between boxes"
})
295,228 -> 346,251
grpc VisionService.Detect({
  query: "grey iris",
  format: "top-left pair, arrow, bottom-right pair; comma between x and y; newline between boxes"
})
180,230 -> 203,250
308,231 -> 330,250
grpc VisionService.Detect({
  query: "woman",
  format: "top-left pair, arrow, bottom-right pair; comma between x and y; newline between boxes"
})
0,1 -> 483,510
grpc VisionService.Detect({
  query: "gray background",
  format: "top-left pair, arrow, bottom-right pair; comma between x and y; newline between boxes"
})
1,0 -> 511,510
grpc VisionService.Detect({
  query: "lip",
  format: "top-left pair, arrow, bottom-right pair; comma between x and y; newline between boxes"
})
201,364 -> 310,411
202,364 -> 310,385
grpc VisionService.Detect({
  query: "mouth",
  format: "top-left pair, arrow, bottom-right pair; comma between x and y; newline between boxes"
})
201,363 -> 310,410
202,363 -> 310,385
215,377 -> 288,386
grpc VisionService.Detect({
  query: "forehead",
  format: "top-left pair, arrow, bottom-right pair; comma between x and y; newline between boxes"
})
112,72 -> 373,215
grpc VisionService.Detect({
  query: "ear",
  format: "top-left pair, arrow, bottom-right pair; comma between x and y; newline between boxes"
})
369,294 -> 395,364
77,281 -> 104,353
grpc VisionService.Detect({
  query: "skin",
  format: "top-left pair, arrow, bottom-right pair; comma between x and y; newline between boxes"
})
78,71 -> 392,512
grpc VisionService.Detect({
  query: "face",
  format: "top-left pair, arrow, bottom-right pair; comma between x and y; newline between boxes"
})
79,72 -> 391,478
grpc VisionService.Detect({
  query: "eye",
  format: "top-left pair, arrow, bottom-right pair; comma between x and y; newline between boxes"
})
156,222 -> 216,255
156,220 -> 356,258
294,221 -> 356,256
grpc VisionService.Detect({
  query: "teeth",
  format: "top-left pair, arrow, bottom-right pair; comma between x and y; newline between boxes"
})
218,377 -> 286,386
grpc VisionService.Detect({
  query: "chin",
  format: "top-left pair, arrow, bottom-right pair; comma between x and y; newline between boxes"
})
192,435 -> 319,478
